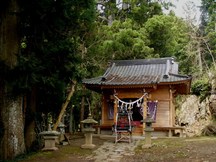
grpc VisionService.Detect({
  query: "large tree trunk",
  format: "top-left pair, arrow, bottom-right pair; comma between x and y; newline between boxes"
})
24,88 -> 37,151
80,88 -> 85,131
0,0 -> 19,68
0,94 -> 26,160
0,0 -> 26,160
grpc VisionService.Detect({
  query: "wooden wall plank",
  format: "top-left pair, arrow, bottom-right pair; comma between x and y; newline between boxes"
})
102,85 -> 174,128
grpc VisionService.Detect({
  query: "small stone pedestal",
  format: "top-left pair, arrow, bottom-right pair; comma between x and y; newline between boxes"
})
81,128 -> 96,149
40,131 -> 60,151
142,113 -> 155,148
143,128 -> 154,148
81,114 -> 98,149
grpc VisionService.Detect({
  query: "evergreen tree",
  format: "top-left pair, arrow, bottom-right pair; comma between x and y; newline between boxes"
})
200,0 -> 216,68
97,0 -> 163,25
16,0 -> 96,113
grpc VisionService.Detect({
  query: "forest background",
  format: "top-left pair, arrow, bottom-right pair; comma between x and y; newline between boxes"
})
0,0 -> 216,160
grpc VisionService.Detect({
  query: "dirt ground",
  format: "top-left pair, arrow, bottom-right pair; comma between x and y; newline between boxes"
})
122,137 -> 216,162
12,135 -> 216,162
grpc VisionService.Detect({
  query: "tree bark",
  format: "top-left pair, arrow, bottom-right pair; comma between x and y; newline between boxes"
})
80,87 -> 85,131
0,95 -> 26,160
0,0 -> 26,160
24,88 -> 37,151
53,81 -> 76,131
69,107 -> 74,133
0,0 -> 19,68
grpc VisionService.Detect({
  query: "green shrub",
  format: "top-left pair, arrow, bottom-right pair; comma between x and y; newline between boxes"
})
191,79 -> 211,102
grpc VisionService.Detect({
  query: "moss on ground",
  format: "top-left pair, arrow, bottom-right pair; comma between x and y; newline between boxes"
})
122,136 -> 216,162
15,145 -> 94,162
8,136 -> 216,162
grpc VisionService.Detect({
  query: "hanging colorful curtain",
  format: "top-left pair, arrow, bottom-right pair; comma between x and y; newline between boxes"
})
147,101 -> 158,121
108,101 -> 114,119
139,100 -> 158,121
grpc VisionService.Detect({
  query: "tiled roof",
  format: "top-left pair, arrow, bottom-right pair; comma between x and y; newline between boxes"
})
83,57 -> 191,87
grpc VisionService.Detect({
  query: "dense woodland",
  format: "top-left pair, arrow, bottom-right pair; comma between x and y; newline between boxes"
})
0,0 -> 216,160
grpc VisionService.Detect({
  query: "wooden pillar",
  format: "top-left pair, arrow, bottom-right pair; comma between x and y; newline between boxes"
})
171,89 -> 176,126
169,88 -> 172,126
169,88 -> 175,126
113,97 -> 118,124
101,95 -> 105,125
142,95 -> 147,135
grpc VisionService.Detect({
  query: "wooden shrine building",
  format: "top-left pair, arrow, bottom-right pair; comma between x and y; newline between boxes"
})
82,57 -> 192,137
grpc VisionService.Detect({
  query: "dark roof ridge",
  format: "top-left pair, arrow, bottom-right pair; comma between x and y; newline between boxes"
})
168,72 -> 191,78
163,59 -> 170,79
110,57 -> 175,66
101,62 -> 116,81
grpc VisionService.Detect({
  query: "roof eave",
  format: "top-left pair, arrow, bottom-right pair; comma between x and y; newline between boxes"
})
84,78 -> 192,94
159,78 -> 192,94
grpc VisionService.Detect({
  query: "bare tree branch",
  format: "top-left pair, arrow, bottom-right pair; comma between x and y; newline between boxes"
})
53,80 -> 77,131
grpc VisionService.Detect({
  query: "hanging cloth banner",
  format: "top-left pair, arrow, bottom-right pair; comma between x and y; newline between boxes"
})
139,100 -> 158,121
147,101 -> 158,121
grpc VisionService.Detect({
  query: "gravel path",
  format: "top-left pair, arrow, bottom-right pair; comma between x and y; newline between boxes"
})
86,139 -> 140,162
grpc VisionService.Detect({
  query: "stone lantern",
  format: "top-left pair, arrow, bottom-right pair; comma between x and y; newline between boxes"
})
57,122 -> 66,144
39,123 -> 60,151
81,113 -> 98,149
142,113 -> 155,148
